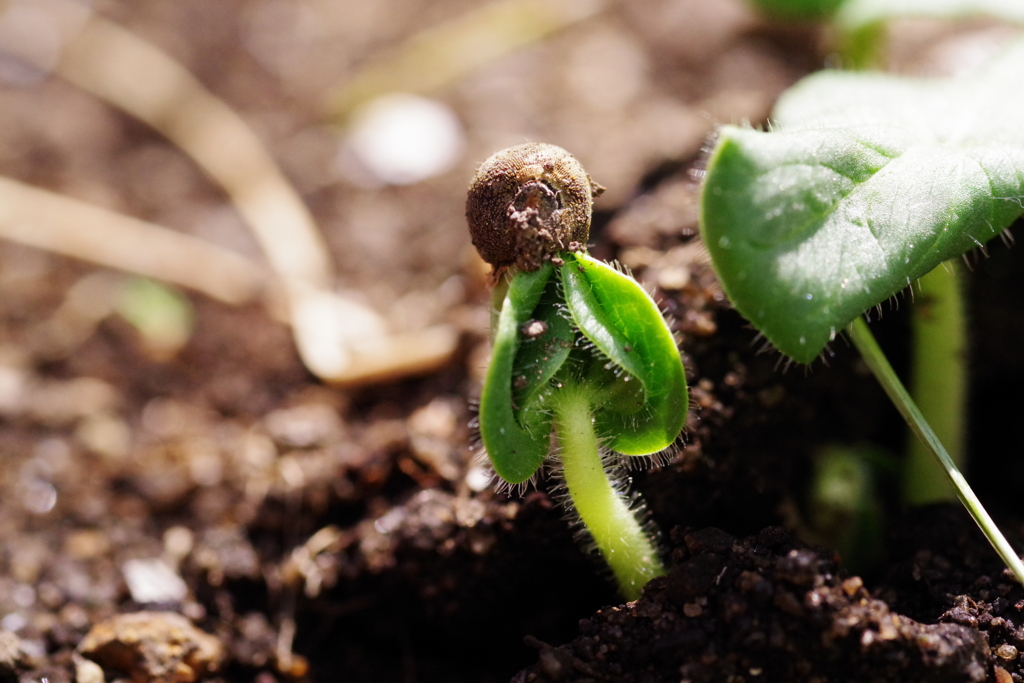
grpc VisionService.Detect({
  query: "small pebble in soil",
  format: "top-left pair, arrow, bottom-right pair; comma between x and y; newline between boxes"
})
122,559 -> 188,605
341,94 -> 464,186
78,611 -> 223,683
73,653 -> 105,683
0,631 -> 29,679
996,643 -> 1019,660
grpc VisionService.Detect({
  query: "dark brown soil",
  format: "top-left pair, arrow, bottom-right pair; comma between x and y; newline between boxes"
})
516,526 -> 993,683
2,2 -> 1024,683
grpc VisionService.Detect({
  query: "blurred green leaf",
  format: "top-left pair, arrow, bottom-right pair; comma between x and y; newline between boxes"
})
837,0 -> 1024,31
747,0 -> 847,21
116,277 -> 194,356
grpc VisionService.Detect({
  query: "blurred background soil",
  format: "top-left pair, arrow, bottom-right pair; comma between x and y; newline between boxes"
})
1,1 -> 1023,682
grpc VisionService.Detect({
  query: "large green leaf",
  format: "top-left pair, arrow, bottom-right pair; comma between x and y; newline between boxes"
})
701,39 -> 1024,363
478,263 -> 561,484
560,253 -> 688,455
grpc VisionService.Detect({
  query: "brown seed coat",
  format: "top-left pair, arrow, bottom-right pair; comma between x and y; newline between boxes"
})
466,142 -> 603,272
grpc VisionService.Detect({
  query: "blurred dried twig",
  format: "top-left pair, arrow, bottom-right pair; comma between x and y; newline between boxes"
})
0,7 -> 458,385
56,15 -> 335,293
329,0 -> 605,118
0,175 -> 266,305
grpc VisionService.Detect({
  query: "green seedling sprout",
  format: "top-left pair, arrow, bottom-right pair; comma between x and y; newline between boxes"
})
700,40 -> 1024,583
904,263 -> 965,504
807,444 -> 886,574
467,143 -> 689,600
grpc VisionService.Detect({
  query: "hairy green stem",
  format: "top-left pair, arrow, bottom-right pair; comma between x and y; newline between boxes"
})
906,262 -> 966,505
848,316 -> 1024,584
552,384 -> 666,600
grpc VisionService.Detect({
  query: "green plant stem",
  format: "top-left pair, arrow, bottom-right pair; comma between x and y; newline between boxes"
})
552,384 -> 666,600
906,262 -> 966,505
848,316 -> 1024,584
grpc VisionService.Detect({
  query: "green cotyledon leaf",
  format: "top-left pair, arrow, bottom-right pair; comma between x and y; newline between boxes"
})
479,262 -> 564,484
510,275 -> 575,417
701,39 -> 1024,363
560,253 -> 688,455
